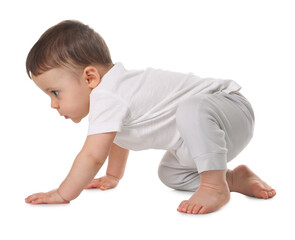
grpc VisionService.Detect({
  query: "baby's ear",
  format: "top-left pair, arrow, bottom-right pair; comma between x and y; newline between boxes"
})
83,66 -> 101,88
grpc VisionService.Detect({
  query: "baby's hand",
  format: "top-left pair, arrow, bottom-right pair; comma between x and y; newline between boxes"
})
84,175 -> 119,190
25,189 -> 70,204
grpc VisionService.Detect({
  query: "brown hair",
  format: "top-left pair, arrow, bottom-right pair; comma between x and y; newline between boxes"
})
26,20 -> 112,78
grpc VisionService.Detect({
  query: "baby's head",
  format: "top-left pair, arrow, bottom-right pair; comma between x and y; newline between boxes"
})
26,20 -> 113,123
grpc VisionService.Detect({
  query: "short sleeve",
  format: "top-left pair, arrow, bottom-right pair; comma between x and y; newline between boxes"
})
88,90 -> 130,135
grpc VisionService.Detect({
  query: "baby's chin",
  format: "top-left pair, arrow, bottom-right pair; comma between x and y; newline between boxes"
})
70,113 -> 88,123
71,117 -> 83,123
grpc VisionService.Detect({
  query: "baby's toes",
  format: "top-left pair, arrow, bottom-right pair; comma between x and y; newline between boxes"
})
257,186 -> 276,199
192,204 -> 203,214
267,189 -> 276,198
198,206 -> 207,214
186,204 -> 195,214
177,200 -> 189,212
258,190 -> 269,199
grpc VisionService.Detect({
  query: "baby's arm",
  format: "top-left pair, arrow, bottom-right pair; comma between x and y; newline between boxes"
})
25,132 -> 116,204
107,143 -> 129,180
85,143 -> 129,190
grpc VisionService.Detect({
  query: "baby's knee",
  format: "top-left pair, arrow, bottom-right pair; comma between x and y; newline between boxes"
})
158,163 -> 200,192
158,163 -> 176,189
158,163 -> 189,191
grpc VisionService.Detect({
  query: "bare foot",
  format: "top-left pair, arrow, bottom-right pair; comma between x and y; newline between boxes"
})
177,183 -> 230,214
177,170 -> 230,214
226,165 -> 276,199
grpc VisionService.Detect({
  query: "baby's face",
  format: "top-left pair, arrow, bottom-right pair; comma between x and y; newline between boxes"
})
32,67 -> 92,123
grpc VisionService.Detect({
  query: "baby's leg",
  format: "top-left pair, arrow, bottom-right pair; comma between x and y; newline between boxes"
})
174,91 -> 258,214
158,150 -> 201,192
158,150 -> 230,214
159,155 -> 276,214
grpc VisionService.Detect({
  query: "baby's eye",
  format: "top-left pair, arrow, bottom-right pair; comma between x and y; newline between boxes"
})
52,90 -> 59,96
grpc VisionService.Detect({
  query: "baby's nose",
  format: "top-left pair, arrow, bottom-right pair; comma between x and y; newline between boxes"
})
51,100 -> 59,109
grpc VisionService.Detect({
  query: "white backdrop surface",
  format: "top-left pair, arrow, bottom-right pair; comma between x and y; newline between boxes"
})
0,0 -> 294,239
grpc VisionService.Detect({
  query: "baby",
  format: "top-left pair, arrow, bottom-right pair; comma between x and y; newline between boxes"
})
25,20 -> 276,214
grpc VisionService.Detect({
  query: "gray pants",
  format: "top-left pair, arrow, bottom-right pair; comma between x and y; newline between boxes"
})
158,91 -> 255,192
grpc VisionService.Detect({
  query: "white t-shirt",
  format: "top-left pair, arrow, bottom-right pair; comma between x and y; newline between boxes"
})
88,63 -> 241,151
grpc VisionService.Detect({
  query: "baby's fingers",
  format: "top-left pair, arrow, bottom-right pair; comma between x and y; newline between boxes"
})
25,194 -> 49,204
31,197 -> 47,204
100,181 -> 114,190
84,179 -> 102,189
84,182 -> 96,189
84,183 -> 95,189
25,193 -> 44,203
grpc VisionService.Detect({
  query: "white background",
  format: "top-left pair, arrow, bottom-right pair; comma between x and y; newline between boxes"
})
0,0 -> 294,239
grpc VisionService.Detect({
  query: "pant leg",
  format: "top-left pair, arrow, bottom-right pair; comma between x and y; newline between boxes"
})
158,149 -> 201,192
158,91 -> 255,191
175,91 -> 255,174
